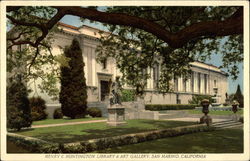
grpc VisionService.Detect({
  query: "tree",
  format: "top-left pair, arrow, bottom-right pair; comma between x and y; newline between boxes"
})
233,84 -> 244,108
59,39 -> 88,119
6,6 -> 243,96
7,75 -> 32,131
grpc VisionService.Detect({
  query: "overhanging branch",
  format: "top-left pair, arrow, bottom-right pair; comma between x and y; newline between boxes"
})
7,6 -> 243,49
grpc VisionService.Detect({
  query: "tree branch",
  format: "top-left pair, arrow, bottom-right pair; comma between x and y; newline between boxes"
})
7,6 -> 243,49
55,6 -> 243,48
7,8 -> 65,48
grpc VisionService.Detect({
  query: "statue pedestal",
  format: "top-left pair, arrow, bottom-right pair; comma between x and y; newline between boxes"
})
200,115 -> 212,126
107,104 -> 126,126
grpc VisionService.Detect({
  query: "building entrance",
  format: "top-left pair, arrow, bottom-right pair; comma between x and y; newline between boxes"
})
100,80 -> 110,101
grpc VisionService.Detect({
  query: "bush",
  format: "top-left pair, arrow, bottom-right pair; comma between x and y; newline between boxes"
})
121,89 -> 136,102
87,107 -> 102,117
29,97 -> 48,121
239,116 -> 243,123
188,94 -> 214,105
53,108 -> 63,119
145,104 -> 198,111
7,77 -> 32,131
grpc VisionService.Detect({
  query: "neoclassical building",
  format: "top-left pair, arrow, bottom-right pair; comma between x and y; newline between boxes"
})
27,22 -> 228,107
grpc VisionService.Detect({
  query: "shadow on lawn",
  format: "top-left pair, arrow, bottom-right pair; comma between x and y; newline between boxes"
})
97,129 -> 243,153
16,127 -> 147,143
13,120 -> 196,144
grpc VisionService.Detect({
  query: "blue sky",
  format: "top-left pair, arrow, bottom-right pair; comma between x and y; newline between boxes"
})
60,15 -> 243,94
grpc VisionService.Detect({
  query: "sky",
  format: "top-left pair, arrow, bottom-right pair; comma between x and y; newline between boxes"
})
60,15 -> 243,94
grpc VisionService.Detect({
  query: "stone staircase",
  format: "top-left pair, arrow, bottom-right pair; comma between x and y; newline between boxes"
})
211,120 -> 243,129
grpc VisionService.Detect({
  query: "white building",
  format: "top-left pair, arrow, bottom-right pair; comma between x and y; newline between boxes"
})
27,23 -> 228,107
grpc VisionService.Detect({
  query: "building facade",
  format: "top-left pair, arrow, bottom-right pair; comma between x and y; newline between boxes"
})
28,23 -> 228,106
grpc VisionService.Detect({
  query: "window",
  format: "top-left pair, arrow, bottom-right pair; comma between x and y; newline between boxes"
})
191,72 -> 194,92
174,77 -> 178,91
153,64 -> 159,88
204,74 -> 207,94
183,78 -> 187,92
214,79 -> 217,87
198,73 -> 201,93
101,58 -> 107,69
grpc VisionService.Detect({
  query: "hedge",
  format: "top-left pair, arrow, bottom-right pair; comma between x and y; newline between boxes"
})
7,124 -> 215,153
7,133 -> 61,153
145,104 -> 198,111
63,124 -> 214,152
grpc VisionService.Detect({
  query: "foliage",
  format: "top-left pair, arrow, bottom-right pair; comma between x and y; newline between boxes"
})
188,94 -> 214,105
96,6 -> 243,94
59,39 -> 88,119
233,84 -> 244,108
7,6 -> 62,100
86,107 -> 102,117
53,108 -> 63,119
121,89 -> 136,102
30,96 -> 48,121
7,76 -> 32,131
145,104 -> 197,111
6,6 -> 243,97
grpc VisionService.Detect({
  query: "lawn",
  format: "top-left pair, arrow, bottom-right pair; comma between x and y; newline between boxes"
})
188,109 -> 243,115
32,117 -> 105,125
14,120 -> 195,143
97,128 -> 243,153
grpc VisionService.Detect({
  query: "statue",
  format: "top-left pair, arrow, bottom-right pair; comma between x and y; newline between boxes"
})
106,77 -> 126,126
109,77 -> 122,105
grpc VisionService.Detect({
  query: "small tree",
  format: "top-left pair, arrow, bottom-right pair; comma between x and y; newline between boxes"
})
59,39 -> 88,119
233,84 -> 244,108
7,76 -> 32,131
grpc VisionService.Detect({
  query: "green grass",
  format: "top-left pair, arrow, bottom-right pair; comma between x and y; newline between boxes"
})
32,117 -> 105,125
98,128 -> 243,153
188,109 -> 243,115
14,120 -> 195,143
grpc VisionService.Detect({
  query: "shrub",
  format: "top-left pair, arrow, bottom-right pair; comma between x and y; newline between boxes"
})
121,89 -> 136,102
145,104 -> 198,111
59,39 -> 88,119
53,108 -> 63,119
188,94 -> 214,105
239,116 -> 243,123
7,77 -> 32,131
87,107 -> 102,117
29,96 -> 48,121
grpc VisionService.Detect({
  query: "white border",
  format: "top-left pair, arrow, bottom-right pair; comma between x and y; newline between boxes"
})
1,1 -> 249,161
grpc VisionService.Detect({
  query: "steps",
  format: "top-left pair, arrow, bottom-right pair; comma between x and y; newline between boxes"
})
212,120 -> 243,129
